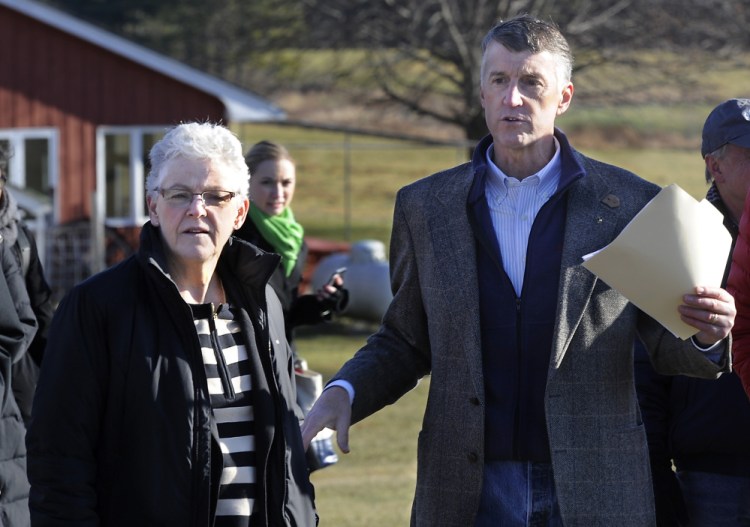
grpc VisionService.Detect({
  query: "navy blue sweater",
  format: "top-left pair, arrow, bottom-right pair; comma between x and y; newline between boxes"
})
468,132 -> 583,462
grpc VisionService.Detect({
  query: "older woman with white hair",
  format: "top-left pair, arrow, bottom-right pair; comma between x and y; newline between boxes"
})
27,122 -> 317,526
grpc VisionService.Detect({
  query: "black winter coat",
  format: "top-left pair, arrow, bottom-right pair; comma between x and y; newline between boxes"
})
27,223 -> 316,527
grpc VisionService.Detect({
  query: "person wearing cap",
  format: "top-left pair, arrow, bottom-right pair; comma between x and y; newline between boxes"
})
636,98 -> 750,526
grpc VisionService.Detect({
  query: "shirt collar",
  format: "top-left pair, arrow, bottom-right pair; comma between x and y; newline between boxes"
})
484,138 -> 562,201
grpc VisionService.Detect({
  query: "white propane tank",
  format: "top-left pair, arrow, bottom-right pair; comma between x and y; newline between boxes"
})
310,239 -> 392,322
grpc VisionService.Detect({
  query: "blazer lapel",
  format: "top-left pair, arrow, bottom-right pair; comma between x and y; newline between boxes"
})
431,166 -> 485,400
551,174 -> 625,371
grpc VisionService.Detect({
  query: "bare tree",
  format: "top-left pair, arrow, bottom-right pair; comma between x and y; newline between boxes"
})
302,0 -> 750,141
46,0 -> 750,141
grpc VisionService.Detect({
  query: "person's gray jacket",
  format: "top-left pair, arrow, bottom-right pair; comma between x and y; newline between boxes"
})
333,135 -> 728,527
0,188 -> 56,426
0,240 -> 38,527
27,223 -> 316,527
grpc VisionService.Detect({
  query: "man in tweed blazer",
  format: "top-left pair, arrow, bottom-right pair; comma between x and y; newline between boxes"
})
302,15 -> 735,527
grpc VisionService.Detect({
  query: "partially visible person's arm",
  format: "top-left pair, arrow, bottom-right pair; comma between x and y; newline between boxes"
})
12,226 -> 54,423
728,195 -> 750,397
0,241 -> 36,409
22,225 -> 55,364
291,271 -> 348,327
26,285 -> 106,525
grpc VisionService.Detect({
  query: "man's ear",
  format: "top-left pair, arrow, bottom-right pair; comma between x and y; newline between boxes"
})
557,82 -> 574,116
706,155 -> 723,182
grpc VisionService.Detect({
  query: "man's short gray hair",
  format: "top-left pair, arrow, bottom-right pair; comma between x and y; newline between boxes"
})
481,14 -> 573,85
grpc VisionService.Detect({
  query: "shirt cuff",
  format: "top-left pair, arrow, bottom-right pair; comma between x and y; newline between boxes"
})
690,336 -> 725,363
325,379 -> 355,405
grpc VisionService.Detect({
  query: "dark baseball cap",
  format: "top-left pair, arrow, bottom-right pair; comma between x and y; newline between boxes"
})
701,98 -> 750,157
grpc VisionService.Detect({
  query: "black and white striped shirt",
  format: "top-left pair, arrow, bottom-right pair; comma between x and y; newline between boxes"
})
192,303 -> 256,526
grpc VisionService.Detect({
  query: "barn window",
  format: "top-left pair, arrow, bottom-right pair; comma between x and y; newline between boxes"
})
0,129 -> 57,195
97,126 -> 164,227
0,128 -> 57,268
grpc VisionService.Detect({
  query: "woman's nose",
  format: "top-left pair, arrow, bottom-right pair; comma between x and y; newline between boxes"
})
186,194 -> 208,215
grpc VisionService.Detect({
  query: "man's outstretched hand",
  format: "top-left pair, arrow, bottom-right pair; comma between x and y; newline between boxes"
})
301,385 -> 353,454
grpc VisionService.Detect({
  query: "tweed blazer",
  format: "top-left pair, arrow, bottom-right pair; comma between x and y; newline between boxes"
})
333,145 -> 729,527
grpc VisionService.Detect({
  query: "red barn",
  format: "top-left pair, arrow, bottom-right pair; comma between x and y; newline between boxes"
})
0,0 -> 284,299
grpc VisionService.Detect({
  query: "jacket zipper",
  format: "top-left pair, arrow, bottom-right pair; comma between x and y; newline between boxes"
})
255,294 -> 290,524
513,296 -> 522,459
209,304 -> 235,400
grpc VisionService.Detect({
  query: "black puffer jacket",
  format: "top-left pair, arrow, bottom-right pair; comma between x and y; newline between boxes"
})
0,240 -> 38,527
27,223 -> 316,526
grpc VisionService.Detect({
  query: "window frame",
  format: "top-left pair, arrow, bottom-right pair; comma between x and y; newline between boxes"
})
0,127 -> 59,190
96,125 -> 166,228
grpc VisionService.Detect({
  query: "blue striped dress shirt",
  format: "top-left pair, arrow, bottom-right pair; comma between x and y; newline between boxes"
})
484,139 -> 562,296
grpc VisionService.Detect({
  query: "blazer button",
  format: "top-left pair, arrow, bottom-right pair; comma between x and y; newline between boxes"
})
467,452 -> 479,463
469,397 -> 480,406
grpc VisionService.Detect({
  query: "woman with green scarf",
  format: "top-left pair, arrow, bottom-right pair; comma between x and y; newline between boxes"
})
236,140 -> 347,352
237,140 -> 346,472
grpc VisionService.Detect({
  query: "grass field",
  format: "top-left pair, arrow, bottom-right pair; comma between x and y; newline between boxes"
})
234,101 -> 730,525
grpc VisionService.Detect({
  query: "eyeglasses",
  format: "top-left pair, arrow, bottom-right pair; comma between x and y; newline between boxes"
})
157,188 -> 237,208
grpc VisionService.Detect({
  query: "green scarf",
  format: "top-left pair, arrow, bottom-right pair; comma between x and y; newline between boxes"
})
249,204 -> 304,277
